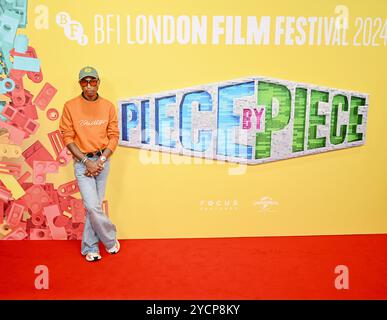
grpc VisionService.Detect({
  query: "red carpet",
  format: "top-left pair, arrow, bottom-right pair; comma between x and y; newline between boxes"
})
0,234 -> 386,300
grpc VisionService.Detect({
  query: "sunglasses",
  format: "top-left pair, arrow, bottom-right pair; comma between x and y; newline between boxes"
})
79,78 -> 99,87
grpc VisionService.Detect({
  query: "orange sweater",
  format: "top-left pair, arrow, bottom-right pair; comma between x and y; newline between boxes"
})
59,95 -> 120,153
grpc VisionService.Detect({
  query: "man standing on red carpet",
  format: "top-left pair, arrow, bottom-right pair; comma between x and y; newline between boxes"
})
59,66 -> 120,262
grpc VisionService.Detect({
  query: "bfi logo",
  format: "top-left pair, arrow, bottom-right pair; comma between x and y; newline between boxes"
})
119,77 -> 369,165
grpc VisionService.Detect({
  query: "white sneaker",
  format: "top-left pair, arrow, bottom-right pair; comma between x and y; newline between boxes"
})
106,239 -> 120,254
85,252 -> 102,262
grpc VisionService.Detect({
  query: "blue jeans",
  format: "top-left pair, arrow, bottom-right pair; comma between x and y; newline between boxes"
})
73,156 -> 117,255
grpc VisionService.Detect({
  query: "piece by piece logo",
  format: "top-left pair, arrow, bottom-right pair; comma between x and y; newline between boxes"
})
119,77 -> 369,165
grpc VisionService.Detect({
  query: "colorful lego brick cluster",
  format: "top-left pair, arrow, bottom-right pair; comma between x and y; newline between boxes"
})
0,1 -> 106,240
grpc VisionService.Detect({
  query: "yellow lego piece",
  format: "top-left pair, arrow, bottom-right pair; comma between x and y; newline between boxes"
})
0,173 -> 25,199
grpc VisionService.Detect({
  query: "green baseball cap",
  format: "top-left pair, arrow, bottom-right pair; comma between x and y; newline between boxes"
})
79,66 -> 99,80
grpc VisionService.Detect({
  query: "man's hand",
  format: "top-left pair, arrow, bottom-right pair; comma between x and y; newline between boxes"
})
84,160 -> 104,177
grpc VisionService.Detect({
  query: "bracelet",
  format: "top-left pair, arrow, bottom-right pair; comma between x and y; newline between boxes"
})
81,156 -> 88,164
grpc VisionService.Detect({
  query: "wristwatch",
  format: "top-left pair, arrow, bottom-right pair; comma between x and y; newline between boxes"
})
99,156 -> 107,163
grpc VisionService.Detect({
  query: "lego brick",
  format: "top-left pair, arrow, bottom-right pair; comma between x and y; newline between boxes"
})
16,101 -> 38,121
70,198 -> 86,223
46,108 -> 59,121
0,161 -> 22,177
48,130 -> 72,166
0,132 -> 10,144
32,160 -> 59,185
0,77 -> 15,93
57,147 -> 72,166
53,214 -> 70,228
2,226 -> 28,240
0,173 -> 25,199
42,183 -> 60,206
0,223 -> 12,239
29,227 -> 52,240
14,34 -> 28,54
17,171 -> 31,185
30,211 -> 44,227
12,55 -> 40,72
21,184 -> 52,214
22,140 -> 54,168
57,180 -> 79,196
33,82 -> 57,111
0,10 -> 19,48
1,103 -> 39,134
58,195 -> 76,214
42,204 -> 67,240
48,130 -> 65,156
0,143 -> 22,158
0,186 -> 12,202
7,74 -> 26,107
0,116 -> 26,145
5,201 -> 25,228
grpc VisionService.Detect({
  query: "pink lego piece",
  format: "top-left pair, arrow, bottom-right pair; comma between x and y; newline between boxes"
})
33,83 -> 57,111
22,140 -> 54,168
21,184 -> 52,214
0,121 -> 26,145
42,204 -> 67,239
2,226 -> 28,240
5,201 -> 25,228
30,228 -> 52,240
10,46 -> 43,84
32,160 -> 59,185
31,211 -> 45,227
102,200 -> 109,217
70,198 -> 86,223
0,161 -> 22,177
57,180 -> 79,197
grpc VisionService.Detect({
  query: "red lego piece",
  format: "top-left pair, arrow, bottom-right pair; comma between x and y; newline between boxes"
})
21,184 -> 52,214
22,140 -> 54,168
1,103 -> 39,135
32,160 -> 59,185
30,211 -> 45,227
33,83 -> 57,111
46,108 -> 59,121
57,180 -> 79,197
0,121 -> 26,145
42,183 -> 60,206
0,200 -> 4,224
0,186 -> 12,202
0,161 -> 22,178
5,201 -> 25,228
29,228 -> 52,240
10,46 -> 43,84
58,195 -> 76,214
48,130 -> 72,166
70,198 -> 86,223
8,73 -> 26,107
53,214 -> 70,228
42,204 -> 67,239
2,226 -> 28,240
17,171 -> 31,185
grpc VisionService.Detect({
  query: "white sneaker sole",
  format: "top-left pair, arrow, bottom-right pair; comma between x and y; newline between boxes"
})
106,239 -> 120,254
